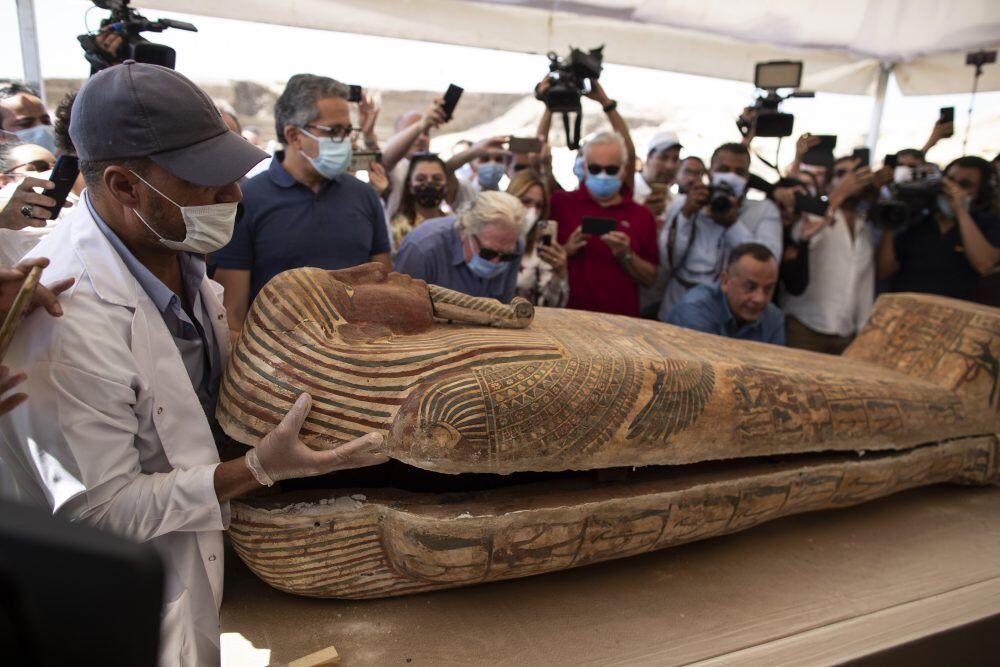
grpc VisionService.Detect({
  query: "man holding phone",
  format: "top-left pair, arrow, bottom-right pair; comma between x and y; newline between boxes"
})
553,131 -> 658,317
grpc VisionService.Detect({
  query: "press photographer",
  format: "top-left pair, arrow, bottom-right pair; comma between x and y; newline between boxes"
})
657,142 -> 782,321
877,156 -> 1000,299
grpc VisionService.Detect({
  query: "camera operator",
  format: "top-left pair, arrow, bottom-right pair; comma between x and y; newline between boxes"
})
212,74 -> 391,344
675,156 -> 707,195
878,156 -> 1000,300
394,191 -> 525,302
666,242 -> 785,345
447,138 -> 512,194
634,131 -> 682,219
656,142 -> 782,321
780,157 -> 878,354
0,84 -> 56,154
786,133 -> 833,196
554,131 -> 658,317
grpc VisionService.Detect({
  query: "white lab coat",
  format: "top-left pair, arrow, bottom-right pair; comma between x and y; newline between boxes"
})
0,197 -> 232,666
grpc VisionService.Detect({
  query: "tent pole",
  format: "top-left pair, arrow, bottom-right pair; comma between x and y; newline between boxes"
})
15,0 -> 46,104
866,62 -> 892,156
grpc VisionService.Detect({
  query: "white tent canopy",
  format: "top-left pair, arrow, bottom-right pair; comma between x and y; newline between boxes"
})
134,0 -> 1000,96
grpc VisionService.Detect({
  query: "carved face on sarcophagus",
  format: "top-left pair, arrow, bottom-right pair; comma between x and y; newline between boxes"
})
220,264 -> 1000,599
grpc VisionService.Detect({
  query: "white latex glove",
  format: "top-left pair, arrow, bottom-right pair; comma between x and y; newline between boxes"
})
246,393 -> 389,485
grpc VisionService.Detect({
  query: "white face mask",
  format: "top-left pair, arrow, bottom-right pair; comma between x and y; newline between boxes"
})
130,171 -> 238,253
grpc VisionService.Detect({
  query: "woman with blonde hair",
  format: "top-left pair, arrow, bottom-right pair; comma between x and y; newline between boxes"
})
506,169 -> 568,307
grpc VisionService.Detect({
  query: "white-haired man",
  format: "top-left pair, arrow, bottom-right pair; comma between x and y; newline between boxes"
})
395,192 -> 526,303
553,131 -> 658,317
393,190 -> 526,302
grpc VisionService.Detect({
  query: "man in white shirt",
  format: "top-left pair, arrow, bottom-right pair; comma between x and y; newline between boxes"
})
657,143 -> 782,321
782,156 -> 878,353
633,130 -> 681,219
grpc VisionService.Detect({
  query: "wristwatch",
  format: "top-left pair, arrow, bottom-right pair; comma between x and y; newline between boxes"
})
619,250 -> 633,264
602,99 -> 618,114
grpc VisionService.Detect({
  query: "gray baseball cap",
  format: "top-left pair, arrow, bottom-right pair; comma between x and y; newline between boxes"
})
70,61 -> 267,187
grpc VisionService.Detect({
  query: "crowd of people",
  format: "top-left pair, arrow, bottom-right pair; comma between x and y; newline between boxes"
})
0,54 -> 998,666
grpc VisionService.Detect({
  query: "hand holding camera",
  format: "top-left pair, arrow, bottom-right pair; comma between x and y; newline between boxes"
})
795,133 -> 822,160
682,180 -> 711,218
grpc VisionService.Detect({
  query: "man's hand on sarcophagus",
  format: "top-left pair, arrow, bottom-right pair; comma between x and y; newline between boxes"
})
245,393 -> 389,486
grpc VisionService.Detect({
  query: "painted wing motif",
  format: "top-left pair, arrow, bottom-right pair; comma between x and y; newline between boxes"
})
626,360 -> 715,444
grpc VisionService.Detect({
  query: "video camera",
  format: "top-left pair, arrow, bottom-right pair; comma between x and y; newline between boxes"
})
870,165 -> 942,231
738,61 -> 814,138
535,46 -> 604,150
78,0 -> 198,72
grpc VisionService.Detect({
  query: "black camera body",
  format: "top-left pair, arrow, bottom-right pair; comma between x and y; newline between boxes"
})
78,0 -> 197,72
871,177 -> 941,231
738,60 -> 812,138
537,46 -> 604,113
536,46 -> 604,150
708,182 -> 738,215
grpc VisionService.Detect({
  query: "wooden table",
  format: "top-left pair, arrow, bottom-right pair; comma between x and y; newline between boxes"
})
221,484 -> 1000,666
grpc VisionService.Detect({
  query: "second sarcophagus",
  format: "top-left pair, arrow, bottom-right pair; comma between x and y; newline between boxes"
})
218,264 -> 1000,599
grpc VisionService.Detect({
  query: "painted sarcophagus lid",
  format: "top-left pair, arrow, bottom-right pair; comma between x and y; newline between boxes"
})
219,265 -> 1000,599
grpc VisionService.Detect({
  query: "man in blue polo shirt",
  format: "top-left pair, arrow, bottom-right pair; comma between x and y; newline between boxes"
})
394,191 -> 526,302
667,242 -> 785,345
213,74 -> 390,343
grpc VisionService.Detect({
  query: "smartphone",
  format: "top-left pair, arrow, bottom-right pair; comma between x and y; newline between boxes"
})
40,155 -> 79,220
581,216 -> 616,236
0,264 -> 43,362
884,153 -> 898,169
349,149 -> 381,173
348,85 -> 362,103
536,220 -> 555,246
938,106 -> 954,137
851,148 -> 870,168
508,137 -> 542,154
441,84 -> 463,122
794,191 -> 829,217
802,135 -> 836,166
649,182 -> 668,196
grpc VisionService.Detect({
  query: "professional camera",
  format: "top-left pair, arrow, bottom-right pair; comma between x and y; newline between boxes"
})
78,0 -> 198,72
708,181 -> 738,215
870,167 -> 942,231
737,61 -> 814,138
535,46 -> 604,150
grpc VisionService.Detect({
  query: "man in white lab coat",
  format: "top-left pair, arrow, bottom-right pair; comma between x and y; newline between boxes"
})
0,62 -> 388,666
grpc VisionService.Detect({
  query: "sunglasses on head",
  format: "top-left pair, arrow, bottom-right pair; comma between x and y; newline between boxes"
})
587,164 -> 621,176
474,236 -> 519,262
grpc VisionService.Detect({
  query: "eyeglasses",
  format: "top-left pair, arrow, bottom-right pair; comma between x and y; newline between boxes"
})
587,163 -> 621,176
303,123 -> 358,143
473,236 -> 519,262
4,159 -> 53,174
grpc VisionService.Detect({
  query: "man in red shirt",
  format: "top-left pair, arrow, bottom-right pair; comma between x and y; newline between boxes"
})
554,131 -> 658,317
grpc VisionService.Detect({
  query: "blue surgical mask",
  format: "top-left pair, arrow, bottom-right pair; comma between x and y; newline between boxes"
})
573,155 -> 586,182
467,254 -> 509,279
466,237 -> 511,279
15,124 -> 56,154
937,193 -> 971,220
585,172 -> 622,199
477,162 -> 505,190
300,128 -> 352,179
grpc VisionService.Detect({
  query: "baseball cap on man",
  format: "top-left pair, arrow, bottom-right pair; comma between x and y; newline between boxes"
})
70,61 -> 267,187
647,131 -> 682,156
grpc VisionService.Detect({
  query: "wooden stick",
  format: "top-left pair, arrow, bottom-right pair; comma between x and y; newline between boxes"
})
0,264 -> 43,362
